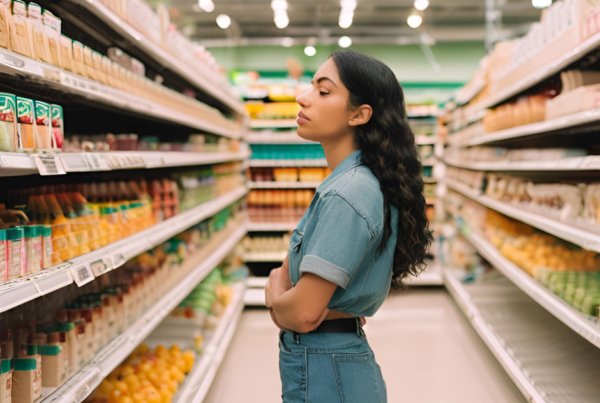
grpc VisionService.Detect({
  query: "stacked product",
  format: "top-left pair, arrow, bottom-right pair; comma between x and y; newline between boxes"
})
247,190 -> 314,223
249,144 -> 325,160
241,233 -> 291,256
248,167 -> 331,183
245,102 -> 300,120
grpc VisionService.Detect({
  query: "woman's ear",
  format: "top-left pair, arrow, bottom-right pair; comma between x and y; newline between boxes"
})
349,104 -> 373,127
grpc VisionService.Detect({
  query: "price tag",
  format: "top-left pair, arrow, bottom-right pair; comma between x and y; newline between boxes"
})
33,155 -> 66,175
125,155 -> 146,168
85,153 -> 111,171
89,255 -> 113,277
70,263 -> 95,287
111,252 -> 126,270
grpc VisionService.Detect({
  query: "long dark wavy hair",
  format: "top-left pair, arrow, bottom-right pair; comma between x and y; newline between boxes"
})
331,49 -> 432,290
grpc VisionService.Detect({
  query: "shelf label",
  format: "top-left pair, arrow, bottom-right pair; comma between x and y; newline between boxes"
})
89,255 -> 113,277
85,153 -> 111,171
34,155 -> 66,175
70,263 -> 95,287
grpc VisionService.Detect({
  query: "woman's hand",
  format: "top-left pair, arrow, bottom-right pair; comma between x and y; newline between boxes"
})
265,254 -> 292,308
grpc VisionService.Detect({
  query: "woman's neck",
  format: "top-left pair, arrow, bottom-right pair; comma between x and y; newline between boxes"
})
321,136 -> 357,171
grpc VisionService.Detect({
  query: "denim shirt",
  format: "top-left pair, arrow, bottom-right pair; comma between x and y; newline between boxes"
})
288,150 -> 398,317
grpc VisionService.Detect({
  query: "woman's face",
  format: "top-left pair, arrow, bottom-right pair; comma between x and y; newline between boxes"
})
295,58 -> 354,142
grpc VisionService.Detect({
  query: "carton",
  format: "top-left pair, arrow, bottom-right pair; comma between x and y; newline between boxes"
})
0,93 -> 16,152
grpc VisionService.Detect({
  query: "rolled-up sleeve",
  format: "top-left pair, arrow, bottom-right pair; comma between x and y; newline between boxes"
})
299,195 -> 374,289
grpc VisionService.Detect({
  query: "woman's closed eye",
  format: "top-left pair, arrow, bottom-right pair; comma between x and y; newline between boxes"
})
319,91 -> 329,96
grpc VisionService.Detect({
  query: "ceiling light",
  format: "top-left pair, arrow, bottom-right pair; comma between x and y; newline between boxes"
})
338,36 -> 352,48
339,10 -> 354,29
407,14 -> 423,28
271,0 -> 288,11
198,0 -> 214,12
304,46 -> 316,56
282,37 -> 294,47
532,0 -> 552,8
216,14 -> 231,29
275,14 -> 289,29
340,0 -> 357,11
414,0 -> 429,11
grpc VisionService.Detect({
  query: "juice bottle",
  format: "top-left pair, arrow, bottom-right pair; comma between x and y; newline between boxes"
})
16,97 -> 35,152
50,104 -> 64,149
0,92 -> 16,152
34,100 -> 52,151
9,0 -> 33,58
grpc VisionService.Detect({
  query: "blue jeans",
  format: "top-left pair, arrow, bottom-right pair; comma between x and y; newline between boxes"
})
279,324 -> 387,403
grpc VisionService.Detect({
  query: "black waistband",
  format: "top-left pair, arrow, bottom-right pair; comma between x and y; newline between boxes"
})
310,318 -> 359,334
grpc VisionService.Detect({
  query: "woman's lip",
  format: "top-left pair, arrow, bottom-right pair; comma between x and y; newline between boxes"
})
298,112 -> 310,121
297,115 -> 309,124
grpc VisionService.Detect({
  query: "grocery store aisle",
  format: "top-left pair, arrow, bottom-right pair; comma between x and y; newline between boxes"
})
205,288 -> 526,403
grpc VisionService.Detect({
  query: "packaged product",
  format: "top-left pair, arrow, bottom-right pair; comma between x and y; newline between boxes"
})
15,97 -> 35,152
9,1 -> 32,58
0,0 -> 11,49
101,55 -> 113,86
92,51 -> 106,84
7,228 -> 24,280
40,335 -> 67,387
33,100 -> 52,150
41,225 -> 52,269
82,46 -> 97,80
71,41 -> 86,76
0,93 -> 17,152
50,104 -> 63,149
0,358 -> 11,403
58,35 -> 73,72
42,10 -> 60,66
27,3 -> 49,63
11,356 -> 40,403
55,312 -> 79,373
0,229 -> 7,282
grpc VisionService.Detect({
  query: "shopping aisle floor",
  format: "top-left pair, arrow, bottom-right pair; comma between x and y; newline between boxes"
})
205,288 -> 526,403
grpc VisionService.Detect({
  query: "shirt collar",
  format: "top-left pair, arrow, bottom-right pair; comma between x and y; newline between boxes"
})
317,150 -> 363,193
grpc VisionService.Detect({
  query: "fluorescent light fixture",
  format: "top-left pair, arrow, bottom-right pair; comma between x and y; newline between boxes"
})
532,0 -> 552,8
407,14 -> 422,28
414,0 -> 429,11
271,0 -> 288,11
304,46 -> 316,56
282,37 -> 294,47
275,13 -> 289,29
340,0 -> 357,11
199,0 -> 214,12
339,10 -> 354,28
216,14 -> 231,29
338,36 -> 352,48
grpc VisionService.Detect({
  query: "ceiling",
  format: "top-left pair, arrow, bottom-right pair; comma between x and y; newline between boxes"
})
163,0 -> 544,47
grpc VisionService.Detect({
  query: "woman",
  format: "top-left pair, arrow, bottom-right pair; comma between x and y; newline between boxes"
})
265,49 -> 431,402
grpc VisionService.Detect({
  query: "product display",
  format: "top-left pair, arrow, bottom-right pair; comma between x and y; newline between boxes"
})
247,189 -> 314,223
249,144 -> 325,160
247,167 -> 330,183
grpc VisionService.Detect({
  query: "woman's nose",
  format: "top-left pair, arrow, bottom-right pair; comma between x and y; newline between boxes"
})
296,92 -> 307,107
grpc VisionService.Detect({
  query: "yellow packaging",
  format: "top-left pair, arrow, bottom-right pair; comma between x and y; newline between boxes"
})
91,51 -> 106,84
9,0 -> 32,58
82,46 -> 97,80
102,56 -> 113,87
58,35 -> 73,71
71,41 -> 86,76
27,3 -> 49,63
42,10 -> 61,66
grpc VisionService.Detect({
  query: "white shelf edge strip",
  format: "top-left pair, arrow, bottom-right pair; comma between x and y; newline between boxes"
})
0,150 -> 250,175
476,29 -> 600,111
446,179 -> 600,254
249,159 -> 328,167
244,133 -> 315,144
175,282 -> 246,403
72,0 -> 244,115
245,221 -> 298,231
242,251 -> 287,262
244,288 -> 266,306
0,187 -> 248,313
250,119 -> 298,129
43,224 -> 248,403
458,229 -> 600,349
246,181 -> 321,189
0,47 -> 242,138
463,107 -> 600,146
442,271 -> 547,403
442,156 -> 596,171
247,277 -> 269,288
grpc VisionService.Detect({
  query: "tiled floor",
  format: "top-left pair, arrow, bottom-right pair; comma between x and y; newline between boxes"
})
204,288 -> 526,403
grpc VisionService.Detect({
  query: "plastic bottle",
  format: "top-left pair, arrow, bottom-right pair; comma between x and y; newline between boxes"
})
0,92 -> 17,152
17,226 -> 32,275
0,229 -> 7,282
7,227 -> 24,279
30,226 -> 42,273
16,97 -> 35,152
41,225 -> 52,269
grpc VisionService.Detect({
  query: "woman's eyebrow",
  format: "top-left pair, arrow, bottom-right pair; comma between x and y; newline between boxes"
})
311,76 -> 338,87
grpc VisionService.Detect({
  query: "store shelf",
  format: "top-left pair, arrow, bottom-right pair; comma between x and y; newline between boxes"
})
0,187 -> 247,314
173,281 -> 246,403
242,251 -> 287,262
247,276 -> 269,288
446,178 -> 600,253
443,268 -> 600,403
443,156 -> 595,172
246,221 -> 297,232
69,0 -> 244,115
244,131 -> 314,144
0,47 -> 242,138
250,119 -> 298,129
459,107 -> 600,146
249,159 -> 328,167
244,288 -> 266,306
0,150 -> 250,177
457,229 -> 600,349
247,181 -> 321,189
41,222 -> 248,403
415,135 -> 438,145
